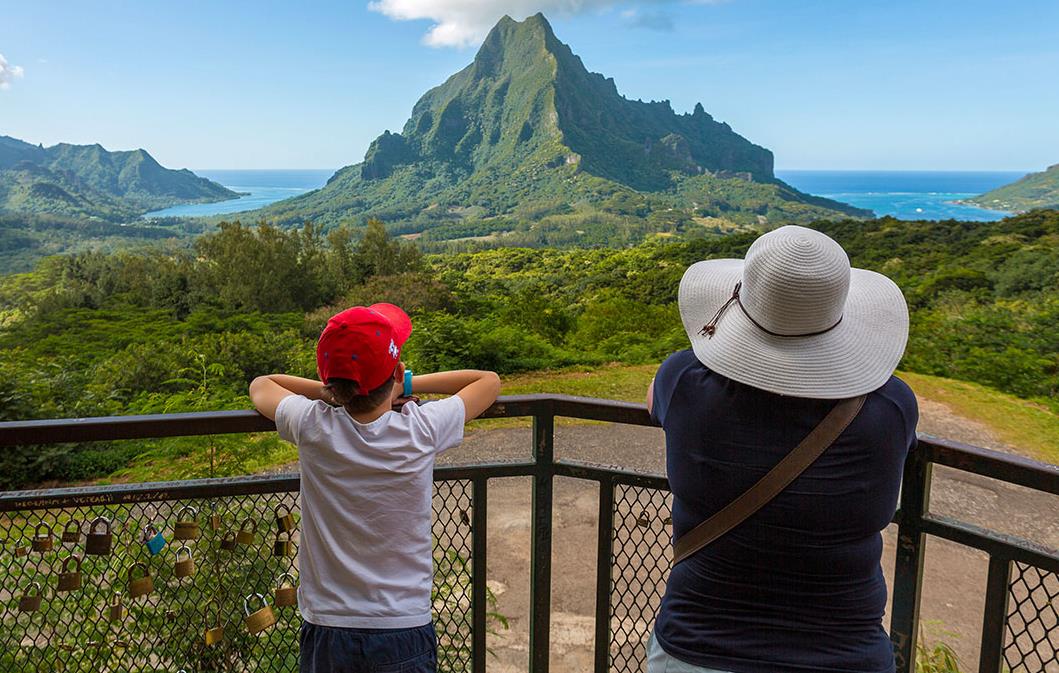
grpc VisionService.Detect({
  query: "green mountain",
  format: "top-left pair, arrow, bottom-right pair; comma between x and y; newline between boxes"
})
967,164 -> 1059,213
256,13 -> 869,233
0,136 -> 238,221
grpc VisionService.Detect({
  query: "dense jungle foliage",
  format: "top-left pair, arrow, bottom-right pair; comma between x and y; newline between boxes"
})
1,210 -> 1057,488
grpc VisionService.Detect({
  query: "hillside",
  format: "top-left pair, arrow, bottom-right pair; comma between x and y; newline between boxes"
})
966,163 -> 1059,212
0,135 -> 238,220
2,210 -> 1056,487
254,14 -> 869,233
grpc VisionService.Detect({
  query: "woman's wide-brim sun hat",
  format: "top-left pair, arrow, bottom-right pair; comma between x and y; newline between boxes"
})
678,225 -> 908,399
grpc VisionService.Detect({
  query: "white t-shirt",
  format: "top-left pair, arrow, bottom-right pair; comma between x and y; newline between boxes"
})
274,394 -> 466,628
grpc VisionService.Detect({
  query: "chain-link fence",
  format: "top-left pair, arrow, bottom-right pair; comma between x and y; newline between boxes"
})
3,400 -> 1059,673
0,477 -> 477,673
1006,562 -> 1059,672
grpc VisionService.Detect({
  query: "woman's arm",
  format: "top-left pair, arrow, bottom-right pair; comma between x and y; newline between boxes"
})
412,370 -> 501,422
249,374 -> 334,421
646,377 -> 655,415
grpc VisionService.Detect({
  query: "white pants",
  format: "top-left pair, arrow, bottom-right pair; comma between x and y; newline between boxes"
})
646,632 -> 732,673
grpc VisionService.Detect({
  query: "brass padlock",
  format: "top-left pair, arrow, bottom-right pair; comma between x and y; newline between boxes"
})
209,511 -> 222,531
243,593 -> 276,634
174,545 -> 196,578
85,516 -> 113,556
106,593 -> 126,622
275,573 -> 298,608
57,555 -> 83,592
128,562 -> 154,598
13,537 -> 30,557
219,531 -> 238,551
275,505 -> 295,533
61,519 -> 82,544
236,519 -> 257,546
31,522 -> 53,552
18,581 -> 42,613
204,599 -> 225,645
273,531 -> 294,557
173,505 -> 200,540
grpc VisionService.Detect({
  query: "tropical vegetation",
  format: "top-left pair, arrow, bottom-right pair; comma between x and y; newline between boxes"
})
1,209 -> 1057,488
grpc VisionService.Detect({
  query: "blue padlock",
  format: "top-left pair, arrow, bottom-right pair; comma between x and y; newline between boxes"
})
143,524 -> 166,556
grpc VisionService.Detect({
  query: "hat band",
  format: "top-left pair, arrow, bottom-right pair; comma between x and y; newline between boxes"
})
699,282 -> 843,339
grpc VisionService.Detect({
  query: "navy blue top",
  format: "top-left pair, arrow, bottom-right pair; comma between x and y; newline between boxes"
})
651,350 -> 917,673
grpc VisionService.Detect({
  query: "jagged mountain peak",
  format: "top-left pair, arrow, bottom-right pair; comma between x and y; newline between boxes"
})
258,14 -> 868,229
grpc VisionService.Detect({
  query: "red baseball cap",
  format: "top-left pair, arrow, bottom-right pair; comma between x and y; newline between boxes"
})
316,303 -> 412,393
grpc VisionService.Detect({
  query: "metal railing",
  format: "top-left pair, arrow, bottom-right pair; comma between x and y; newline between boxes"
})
1,394 -> 1057,673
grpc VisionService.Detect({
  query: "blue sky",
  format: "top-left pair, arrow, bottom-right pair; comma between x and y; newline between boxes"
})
2,0 -> 1057,171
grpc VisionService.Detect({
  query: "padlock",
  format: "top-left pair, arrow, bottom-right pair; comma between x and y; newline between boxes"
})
61,519 -> 82,544
209,511 -> 222,531
13,537 -> 30,557
128,562 -> 154,598
275,573 -> 298,608
174,545 -> 195,578
236,519 -> 257,546
31,522 -> 53,552
173,505 -> 200,540
18,582 -> 42,613
57,555 -> 83,592
143,524 -> 166,555
85,517 -> 113,556
219,532 -> 237,551
106,594 -> 126,621
275,505 -> 295,533
273,531 -> 294,557
243,593 -> 276,634
204,599 -> 225,645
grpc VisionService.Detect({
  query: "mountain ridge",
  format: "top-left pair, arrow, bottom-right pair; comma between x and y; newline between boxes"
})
0,135 -> 239,220
967,164 -> 1059,213
254,13 -> 869,233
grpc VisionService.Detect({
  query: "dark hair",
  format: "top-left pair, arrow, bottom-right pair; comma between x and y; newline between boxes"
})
325,376 -> 395,414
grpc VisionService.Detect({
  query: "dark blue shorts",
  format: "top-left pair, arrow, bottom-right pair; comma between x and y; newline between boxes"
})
300,621 -> 437,673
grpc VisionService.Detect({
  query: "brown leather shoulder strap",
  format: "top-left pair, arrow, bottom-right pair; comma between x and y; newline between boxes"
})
671,394 -> 867,566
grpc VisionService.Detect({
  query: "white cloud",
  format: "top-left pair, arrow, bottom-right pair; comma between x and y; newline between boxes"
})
369,0 -> 723,47
0,53 -> 24,90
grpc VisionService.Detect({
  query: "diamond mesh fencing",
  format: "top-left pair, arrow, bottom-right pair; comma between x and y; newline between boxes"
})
1005,562 -> 1059,672
0,477 -> 477,673
608,482 -> 672,673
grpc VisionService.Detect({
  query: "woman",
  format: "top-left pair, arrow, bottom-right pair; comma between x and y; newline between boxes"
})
646,225 -> 917,673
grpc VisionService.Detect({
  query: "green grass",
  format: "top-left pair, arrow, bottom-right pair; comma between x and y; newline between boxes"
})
898,370 -> 1059,465
474,363 -> 1059,465
92,363 -> 1059,484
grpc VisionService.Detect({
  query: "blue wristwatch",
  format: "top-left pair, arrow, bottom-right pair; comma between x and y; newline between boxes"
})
403,370 -> 414,397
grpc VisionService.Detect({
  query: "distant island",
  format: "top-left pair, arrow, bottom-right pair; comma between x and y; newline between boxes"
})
0,135 -> 238,221
964,163 -> 1059,213
253,13 -> 870,235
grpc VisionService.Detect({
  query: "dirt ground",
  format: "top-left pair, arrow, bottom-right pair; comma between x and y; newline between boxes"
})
433,394 -> 1059,673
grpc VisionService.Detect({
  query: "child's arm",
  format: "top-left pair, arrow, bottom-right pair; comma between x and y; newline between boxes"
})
412,370 -> 500,422
249,375 -> 333,421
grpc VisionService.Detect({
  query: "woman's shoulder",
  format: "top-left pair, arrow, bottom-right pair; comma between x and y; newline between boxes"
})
869,374 -> 920,436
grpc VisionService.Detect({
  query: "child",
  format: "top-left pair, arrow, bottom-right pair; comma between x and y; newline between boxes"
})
249,302 -> 501,673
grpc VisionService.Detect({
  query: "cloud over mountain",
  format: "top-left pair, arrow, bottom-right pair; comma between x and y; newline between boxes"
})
0,53 -> 24,90
369,0 -> 716,47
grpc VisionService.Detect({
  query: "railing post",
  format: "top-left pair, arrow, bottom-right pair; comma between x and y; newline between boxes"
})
594,476 -> 615,673
890,447 -> 932,673
471,476 -> 489,673
978,555 -> 1012,672
530,411 -> 555,673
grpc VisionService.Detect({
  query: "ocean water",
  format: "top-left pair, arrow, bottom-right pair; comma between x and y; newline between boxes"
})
143,169 -> 335,218
144,168 -> 1027,222
777,170 -> 1026,221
